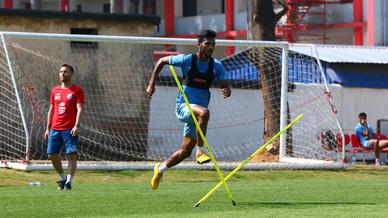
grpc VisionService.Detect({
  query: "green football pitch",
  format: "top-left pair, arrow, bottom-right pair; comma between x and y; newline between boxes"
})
1,165 -> 388,217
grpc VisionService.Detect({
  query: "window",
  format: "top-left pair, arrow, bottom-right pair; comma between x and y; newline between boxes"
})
183,0 -> 197,17
70,28 -> 98,49
103,3 -> 110,13
25,3 -> 31,10
76,4 -> 82,12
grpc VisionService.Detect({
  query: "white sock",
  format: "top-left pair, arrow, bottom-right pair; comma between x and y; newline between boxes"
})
59,173 -> 66,181
158,162 -> 168,173
196,145 -> 204,154
66,175 -> 73,183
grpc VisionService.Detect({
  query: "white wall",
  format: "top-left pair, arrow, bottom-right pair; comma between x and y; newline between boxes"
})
147,86 -> 263,161
146,82 -> 388,161
174,0 -> 182,17
333,86 -> 388,132
175,13 -> 225,35
284,83 -> 388,133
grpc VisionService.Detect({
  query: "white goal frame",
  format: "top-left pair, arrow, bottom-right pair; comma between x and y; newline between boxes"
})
0,31 -> 346,170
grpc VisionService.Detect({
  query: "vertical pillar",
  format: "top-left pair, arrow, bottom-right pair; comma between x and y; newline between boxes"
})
286,0 -> 296,42
367,0 -> 374,45
61,0 -> 69,11
353,0 -> 363,45
225,0 -> 234,56
4,0 -> 13,9
110,0 -> 122,13
122,0 -> 129,14
139,0 -> 143,14
164,0 -> 175,36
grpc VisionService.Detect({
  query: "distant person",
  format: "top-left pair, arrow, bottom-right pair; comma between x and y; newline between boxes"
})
45,64 -> 84,190
355,112 -> 388,165
146,29 -> 231,190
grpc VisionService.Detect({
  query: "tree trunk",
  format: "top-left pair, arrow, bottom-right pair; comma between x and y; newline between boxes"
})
249,0 -> 290,157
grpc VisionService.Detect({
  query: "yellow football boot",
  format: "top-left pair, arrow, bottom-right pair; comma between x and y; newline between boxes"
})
196,151 -> 211,164
150,163 -> 163,190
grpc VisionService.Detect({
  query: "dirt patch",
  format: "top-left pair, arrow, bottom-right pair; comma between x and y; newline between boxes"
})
251,150 -> 278,162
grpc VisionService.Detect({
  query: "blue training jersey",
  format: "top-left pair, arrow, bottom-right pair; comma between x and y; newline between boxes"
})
355,123 -> 374,145
169,54 -> 227,107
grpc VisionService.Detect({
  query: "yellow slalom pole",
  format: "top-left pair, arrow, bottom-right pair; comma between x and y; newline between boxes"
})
194,113 -> 304,207
169,65 -> 236,206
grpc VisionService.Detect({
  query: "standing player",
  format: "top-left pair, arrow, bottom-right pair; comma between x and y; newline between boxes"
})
45,64 -> 84,190
146,29 -> 231,190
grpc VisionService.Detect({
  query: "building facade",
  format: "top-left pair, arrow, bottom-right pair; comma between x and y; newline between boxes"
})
1,0 -> 388,46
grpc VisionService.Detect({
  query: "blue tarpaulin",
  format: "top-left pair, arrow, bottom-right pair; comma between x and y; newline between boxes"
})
221,47 -> 388,89
327,64 -> 388,89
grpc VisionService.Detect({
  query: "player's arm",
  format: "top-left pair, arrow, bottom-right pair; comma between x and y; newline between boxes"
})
45,104 -> 54,139
219,80 -> 231,99
71,103 -> 83,136
363,122 -> 370,138
363,121 -> 369,136
355,126 -> 366,141
146,56 -> 170,98
215,60 -> 231,99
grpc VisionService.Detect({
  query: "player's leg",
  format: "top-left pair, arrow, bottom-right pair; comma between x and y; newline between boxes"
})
191,105 -> 211,164
151,136 -> 197,190
63,129 -> 79,190
166,136 -> 197,168
368,139 -> 381,165
47,130 -> 66,190
151,105 -> 197,190
377,139 -> 388,148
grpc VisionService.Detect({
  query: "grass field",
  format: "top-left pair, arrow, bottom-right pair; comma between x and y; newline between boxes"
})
1,165 -> 388,217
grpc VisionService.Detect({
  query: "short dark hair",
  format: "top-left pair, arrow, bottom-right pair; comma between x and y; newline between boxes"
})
359,112 -> 367,118
197,29 -> 216,43
61,63 -> 74,73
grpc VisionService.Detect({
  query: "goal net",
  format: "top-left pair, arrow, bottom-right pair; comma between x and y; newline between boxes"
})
0,32 -> 344,170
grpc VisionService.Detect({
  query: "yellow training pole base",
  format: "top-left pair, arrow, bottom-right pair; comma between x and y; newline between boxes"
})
194,114 -> 304,207
194,200 -> 236,208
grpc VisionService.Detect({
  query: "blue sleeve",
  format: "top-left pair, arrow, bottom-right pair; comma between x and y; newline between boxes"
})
355,125 -> 363,139
169,54 -> 192,77
169,54 -> 192,68
213,59 -> 227,81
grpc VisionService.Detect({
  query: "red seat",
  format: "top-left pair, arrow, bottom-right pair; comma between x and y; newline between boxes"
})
351,134 -> 372,162
351,134 -> 388,162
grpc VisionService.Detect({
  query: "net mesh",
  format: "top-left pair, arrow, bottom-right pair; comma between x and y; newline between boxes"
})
0,34 -> 343,164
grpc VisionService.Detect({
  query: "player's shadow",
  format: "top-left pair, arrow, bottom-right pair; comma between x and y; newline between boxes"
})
237,201 -> 375,207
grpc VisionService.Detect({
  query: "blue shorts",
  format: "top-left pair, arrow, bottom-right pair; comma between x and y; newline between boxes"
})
362,140 -> 371,148
47,129 -> 78,154
176,103 -> 196,139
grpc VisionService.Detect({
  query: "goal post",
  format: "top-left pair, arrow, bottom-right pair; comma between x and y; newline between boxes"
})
0,31 -> 345,170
